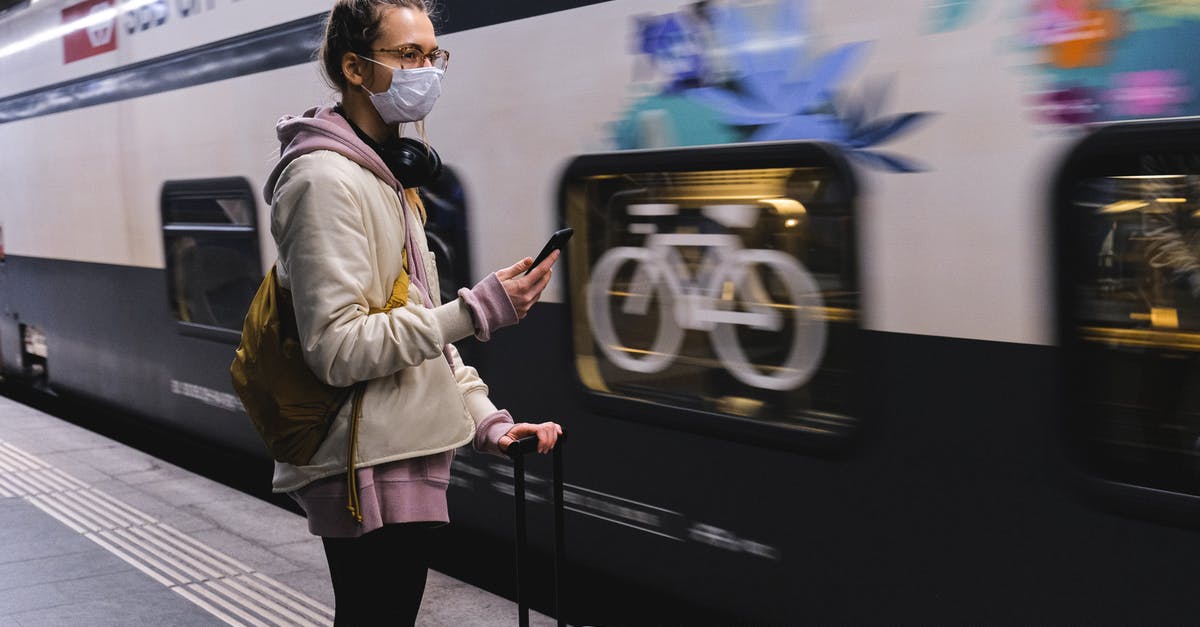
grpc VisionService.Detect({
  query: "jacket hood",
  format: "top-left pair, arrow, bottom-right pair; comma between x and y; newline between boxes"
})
263,106 -> 400,204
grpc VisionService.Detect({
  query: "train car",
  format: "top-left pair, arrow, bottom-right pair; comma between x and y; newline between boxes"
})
5,0 -> 1200,623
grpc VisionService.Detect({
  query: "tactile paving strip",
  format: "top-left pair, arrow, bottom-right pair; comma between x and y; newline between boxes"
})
0,440 -> 334,627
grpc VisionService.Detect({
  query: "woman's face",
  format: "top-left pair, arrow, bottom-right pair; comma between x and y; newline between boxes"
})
362,6 -> 438,92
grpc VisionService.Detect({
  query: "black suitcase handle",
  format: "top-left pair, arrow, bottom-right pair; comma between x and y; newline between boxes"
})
506,433 -> 566,627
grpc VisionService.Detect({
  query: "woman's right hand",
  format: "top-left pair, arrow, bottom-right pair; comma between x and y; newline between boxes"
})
499,421 -> 563,454
495,251 -> 559,319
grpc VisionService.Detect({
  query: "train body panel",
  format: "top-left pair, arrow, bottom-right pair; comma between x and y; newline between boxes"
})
0,0 -> 1097,342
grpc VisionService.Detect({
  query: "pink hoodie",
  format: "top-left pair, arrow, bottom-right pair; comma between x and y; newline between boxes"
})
265,106 -> 398,202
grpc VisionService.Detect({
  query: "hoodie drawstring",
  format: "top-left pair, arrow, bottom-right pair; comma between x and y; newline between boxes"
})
345,384 -> 365,523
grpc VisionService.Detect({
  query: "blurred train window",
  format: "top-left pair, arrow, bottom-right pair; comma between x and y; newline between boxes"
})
161,178 -> 261,338
561,144 -> 859,448
1058,124 -> 1200,497
418,165 -> 473,306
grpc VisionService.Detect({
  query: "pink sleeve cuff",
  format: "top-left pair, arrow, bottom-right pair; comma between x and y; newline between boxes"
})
457,273 -> 518,342
474,410 -> 515,456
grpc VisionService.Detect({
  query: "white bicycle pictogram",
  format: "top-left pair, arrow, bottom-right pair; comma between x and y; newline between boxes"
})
586,203 -> 827,392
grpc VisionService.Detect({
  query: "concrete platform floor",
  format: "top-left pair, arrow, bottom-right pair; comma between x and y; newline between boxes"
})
0,394 -> 554,626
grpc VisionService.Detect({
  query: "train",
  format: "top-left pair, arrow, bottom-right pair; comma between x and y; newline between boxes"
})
5,0 -> 1200,623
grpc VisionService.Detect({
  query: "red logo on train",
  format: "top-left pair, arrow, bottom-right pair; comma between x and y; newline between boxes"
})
62,0 -> 118,64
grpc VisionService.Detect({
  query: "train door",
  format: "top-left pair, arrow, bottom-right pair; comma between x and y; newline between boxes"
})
1056,120 -> 1200,520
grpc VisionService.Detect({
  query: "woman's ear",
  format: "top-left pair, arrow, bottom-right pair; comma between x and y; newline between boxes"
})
341,51 -> 369,88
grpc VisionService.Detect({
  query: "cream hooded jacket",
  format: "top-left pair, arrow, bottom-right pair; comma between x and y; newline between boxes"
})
264,108 -> 514,493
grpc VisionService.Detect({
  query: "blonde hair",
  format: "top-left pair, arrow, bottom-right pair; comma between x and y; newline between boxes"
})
404,188 -> 427,224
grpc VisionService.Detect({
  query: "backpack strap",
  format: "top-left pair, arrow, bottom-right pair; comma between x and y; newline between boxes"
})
345,385 -> 367,522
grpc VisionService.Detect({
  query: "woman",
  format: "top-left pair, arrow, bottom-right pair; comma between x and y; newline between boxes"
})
262,1 -> 562,622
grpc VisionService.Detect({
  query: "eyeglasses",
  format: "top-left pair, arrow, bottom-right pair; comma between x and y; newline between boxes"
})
371,46 -> 450,71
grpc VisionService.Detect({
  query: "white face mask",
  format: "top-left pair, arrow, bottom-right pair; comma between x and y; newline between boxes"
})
361,57 -> 443,124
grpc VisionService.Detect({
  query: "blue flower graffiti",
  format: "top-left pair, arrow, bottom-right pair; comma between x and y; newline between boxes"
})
635,9 -> 710,92
615,0 -> 933,172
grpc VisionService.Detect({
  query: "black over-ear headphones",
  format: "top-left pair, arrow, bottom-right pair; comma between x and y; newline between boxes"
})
382,137 -> 443,188
333,105 -> 443,188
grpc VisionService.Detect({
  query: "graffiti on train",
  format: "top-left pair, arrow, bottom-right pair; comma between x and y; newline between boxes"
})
613,0 -> 934,173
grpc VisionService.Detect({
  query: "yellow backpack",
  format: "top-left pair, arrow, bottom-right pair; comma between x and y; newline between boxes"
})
230,256 -> 410,467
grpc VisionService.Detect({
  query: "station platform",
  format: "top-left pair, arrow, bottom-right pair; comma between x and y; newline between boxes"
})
0,394 -> 554,626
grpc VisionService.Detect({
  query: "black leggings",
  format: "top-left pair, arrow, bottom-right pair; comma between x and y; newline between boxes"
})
321,523 -> 437,626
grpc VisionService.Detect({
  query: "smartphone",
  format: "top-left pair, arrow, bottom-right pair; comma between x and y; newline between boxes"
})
525,227 -> 574,275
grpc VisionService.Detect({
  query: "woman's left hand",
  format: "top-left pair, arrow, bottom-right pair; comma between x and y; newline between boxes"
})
499,421 -> 563,454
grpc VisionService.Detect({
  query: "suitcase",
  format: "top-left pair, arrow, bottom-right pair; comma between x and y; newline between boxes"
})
505,434 -> 567,627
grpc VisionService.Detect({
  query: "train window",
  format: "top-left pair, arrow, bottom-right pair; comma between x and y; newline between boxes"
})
418,165 -> 473,306
561,144 -> 859,449
1057,122 -> 1200,499
161,178 -> 261,340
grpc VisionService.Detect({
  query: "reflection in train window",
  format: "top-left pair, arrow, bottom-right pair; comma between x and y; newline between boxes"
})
562,145 -> 858,442
1060,135 -> 1200,497
161,178 -> 261,334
